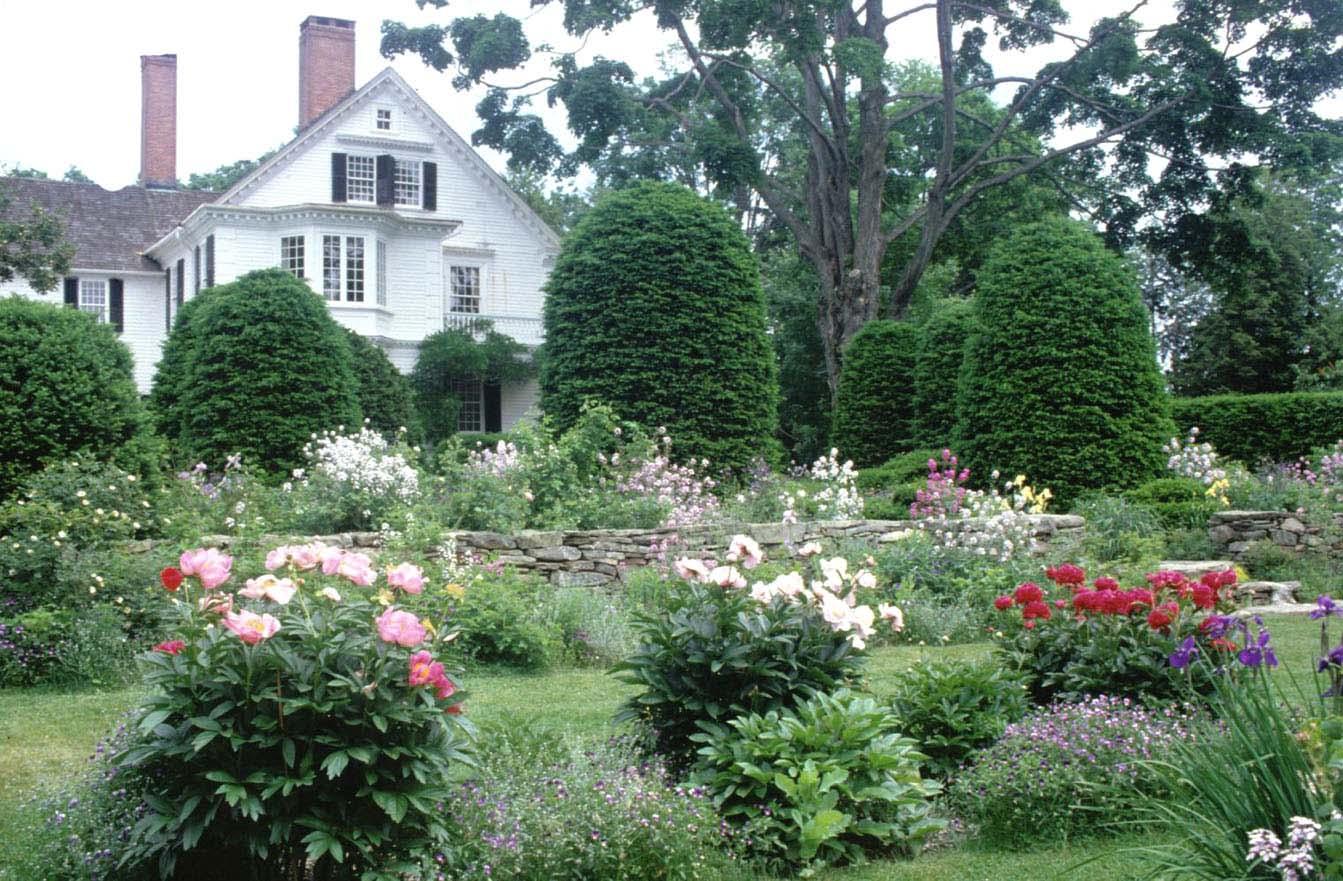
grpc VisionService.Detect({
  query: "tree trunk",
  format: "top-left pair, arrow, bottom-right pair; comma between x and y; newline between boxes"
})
815,248 -> 883,407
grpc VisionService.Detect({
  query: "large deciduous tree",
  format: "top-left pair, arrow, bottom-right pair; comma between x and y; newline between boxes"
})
0,182 -> 73,294
383,0 -> 1343,399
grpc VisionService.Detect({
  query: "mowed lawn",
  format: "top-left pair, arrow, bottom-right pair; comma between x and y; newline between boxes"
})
0,615 -> 1324,881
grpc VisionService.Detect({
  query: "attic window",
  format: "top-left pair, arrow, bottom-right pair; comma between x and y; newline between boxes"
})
376,109 -> 392,130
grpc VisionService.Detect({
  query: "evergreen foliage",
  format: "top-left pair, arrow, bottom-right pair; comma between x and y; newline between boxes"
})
154,269 -> 361,476
1169,391 -> 1343,465
832,320 -> 920,468
540,181 -> 778,472
954,219 -> 1170,506
411,322 -> 534,445
912,299 -> 975,445
344,329 -> 420,441
0,297 -> 155,498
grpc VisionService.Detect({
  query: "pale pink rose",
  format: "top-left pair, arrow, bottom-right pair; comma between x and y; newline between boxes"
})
222,610 -> 281,645
856,570 -> 877,590
709,565 -> 747,589
197,592 -> 233,616
673,558 -> 711,582
180,548 -> 233,590
797,541 -> 823,558
386,562 -> 425,595
320,586 -> 342,603
289,544 -> 323,571
725,535 -> 764,570
239,574 -> 296,605
878,604 -> 905,632
337,552 -> 376,587
264,547 -> 290,571
376,607 -> 426,647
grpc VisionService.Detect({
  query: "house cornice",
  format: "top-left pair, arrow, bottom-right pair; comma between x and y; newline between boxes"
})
335,133 -> 435,153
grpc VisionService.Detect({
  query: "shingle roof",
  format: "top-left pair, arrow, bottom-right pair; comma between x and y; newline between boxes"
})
0,177 -> 216,273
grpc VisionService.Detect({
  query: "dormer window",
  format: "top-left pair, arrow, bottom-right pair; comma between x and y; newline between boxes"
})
346,154 -> 376,203
376,108 -> 392,130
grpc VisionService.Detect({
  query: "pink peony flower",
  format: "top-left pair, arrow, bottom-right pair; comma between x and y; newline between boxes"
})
319,586 -> 342,603
855,570 -> 877,590
319,545 -> 346,575
222,610 -> 281,645
197,592 -> 233,616
154,639 -> 186,655
818,589 -> 853,631
673,558 -> 712,582
337,552 -> 376,587
264,547 -> 290,571
820,557 -> 849,588
180,548 -> 233,590
376,607 -> 426,647
726,535 -> 764,570
708,565 -> 747,589
289,544 -> 323,571
408,650 -> 443,687
386,562 -> 425,595
878,603 -> 905,632
239,574 -> 297,605
797,541 -> 823,558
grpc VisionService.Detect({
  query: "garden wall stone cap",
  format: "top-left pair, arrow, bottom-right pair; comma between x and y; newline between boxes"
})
1210,510 -> 1293,521
1156,560 -> 1236,577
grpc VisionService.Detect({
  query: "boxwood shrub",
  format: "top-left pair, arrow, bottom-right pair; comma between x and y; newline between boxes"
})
833,320 -> 921,468
1169,391 -> 1343,466
913,300 -> 974,446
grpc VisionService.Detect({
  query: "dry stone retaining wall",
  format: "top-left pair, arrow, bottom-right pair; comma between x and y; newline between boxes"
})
1208,510 -> 1343,560
186,514 -> 1085,587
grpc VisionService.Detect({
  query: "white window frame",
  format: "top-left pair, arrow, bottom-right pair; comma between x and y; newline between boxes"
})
451,378 -> 483,433
393,160 -> 421,207
345,236 -> 365,302
448,264 -> 481,314
79,279 -> 108,323
376,240 -> 387,306
346,154 -> 375,204
376,108 -> 392,131
280,235 -> 305,279
322,235 -> 342,301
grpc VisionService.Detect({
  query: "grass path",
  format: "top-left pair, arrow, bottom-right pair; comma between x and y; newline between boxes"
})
0,614 -> 1325,880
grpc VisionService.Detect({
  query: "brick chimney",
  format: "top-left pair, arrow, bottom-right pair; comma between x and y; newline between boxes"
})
299,16 -> 356,129
139,54 -> 177,188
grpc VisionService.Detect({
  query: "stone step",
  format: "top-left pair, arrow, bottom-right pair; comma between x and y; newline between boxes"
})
1236,602 -> 1318,617
1157,560 -> 1236,579
1234,580 -> 1302,605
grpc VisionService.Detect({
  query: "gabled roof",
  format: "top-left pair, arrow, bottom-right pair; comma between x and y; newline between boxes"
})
0,177 -> 216,272
218,67 -> 561,251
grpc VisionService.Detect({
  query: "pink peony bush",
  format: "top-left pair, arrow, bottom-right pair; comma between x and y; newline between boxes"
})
116,543 -> 469,881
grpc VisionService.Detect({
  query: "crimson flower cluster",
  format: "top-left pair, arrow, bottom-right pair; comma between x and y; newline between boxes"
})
994,565 -> 1238,631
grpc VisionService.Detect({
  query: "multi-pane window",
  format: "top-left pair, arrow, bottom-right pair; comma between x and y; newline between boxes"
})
451,379 -> 483,433
78,279 -> 107,322
449,265 -> 480,313
346,154 -> 375,203
345,236 -> 365,302
281,235 -> 305,279
394,160 -> 420,207
376,109 -> 392,130
322,235 -> 341,300
376,241 -> 387,306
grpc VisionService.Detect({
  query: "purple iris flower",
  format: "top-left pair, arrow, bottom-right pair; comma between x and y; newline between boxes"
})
1318,644 -> 1343,672
1201,614 -> 1237,640
1311,595 -> 1343,620
1238,626 -> 1278,668
1170,636 -> 1198,669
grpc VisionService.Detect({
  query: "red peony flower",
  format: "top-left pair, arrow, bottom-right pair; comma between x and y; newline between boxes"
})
1093,577 -> 1120,591
160,566 -> 184,592
1189,583 -> 1216,609
1054,599 -> 1068,609
1147,608 -> 1173,631
1014,583 -> 1045,605
993,595 -> 1014,611
1022,599 -> 1052,621
1045,563 -> 1086,586
154,639 -> 186,655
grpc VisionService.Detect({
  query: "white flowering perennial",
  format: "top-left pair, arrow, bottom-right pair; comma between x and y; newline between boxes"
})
1246,817 -> 1322,881
304,426 -> 419,502
911,471 -> 1047,563
778,449 -> 863,524
466,440 -> 522,478
1164,426 -> 1230,505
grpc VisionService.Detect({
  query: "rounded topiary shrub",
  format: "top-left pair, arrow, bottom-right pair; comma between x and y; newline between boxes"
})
155,269 -> 361,476
344,329 -> 419,441
0,296 -> 155,498
540,181 -> 778,473
954,219 -> 1170,506
832,320 -> 921,469
913,299 -> 975,446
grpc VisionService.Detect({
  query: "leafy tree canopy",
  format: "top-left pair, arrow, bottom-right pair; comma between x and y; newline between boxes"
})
0,182 -> 73,293
186,148 -> 280,192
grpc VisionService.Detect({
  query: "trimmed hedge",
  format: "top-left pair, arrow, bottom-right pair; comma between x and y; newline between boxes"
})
0,296 -> 157,498
1124,477 -> 1221,530
833,320 -> 921,469
913,300 -> 975,445
1169,391 -> 1343,466
345,329 -> 420,442
540,181 -> 778,473
153,269 -> 361,476
954,218 -> 1170,507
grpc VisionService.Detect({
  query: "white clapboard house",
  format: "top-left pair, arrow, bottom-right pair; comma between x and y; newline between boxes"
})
0,15 -> 557,433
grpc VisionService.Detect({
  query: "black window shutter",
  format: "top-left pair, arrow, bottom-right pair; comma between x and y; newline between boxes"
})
176,258 -> 185,306
331,153 -> 348,203
422,161 -> 437,211
205,235 -> 215,287
483,382 -> 502,433
164,270 -> 171,331
109,278 -> 124,333
194,245 -> 201,294
375,154 -> 395,207
63,277 -> 78,307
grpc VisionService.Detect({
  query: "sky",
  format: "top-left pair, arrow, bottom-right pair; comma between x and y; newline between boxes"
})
0,0 -> 1336,191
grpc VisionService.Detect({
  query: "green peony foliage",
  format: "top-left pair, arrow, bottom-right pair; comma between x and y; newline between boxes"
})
0,296 -> 156,498
832,320 -> 921,468
540,181 -> 778,473
912,299 -> 975,445
151,269 -> 361,477
954,219 -> 1170,506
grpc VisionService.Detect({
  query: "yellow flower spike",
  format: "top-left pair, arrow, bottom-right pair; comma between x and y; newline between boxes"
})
374,589 -> 395,607
444,583 -> 465,600
420,618 -> 438,639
